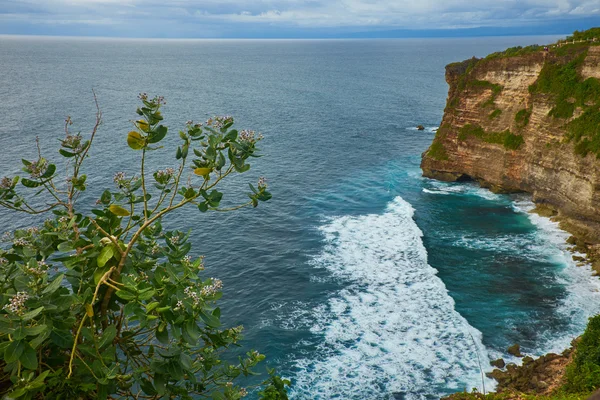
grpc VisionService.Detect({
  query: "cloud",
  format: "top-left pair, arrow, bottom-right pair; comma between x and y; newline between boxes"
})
0,0 -> 599,37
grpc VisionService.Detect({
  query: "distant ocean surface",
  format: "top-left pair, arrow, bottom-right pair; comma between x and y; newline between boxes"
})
1,35 -> 599,399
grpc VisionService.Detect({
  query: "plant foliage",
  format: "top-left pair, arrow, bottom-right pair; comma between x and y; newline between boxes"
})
0,94 -> 288,399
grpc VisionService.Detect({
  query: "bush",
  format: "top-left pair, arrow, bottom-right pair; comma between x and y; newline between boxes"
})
515,109 -> 531,128
458,124 -> 524,151
0,94 -> 287,399
427,141 -> 449,161
564,314 -> 600,392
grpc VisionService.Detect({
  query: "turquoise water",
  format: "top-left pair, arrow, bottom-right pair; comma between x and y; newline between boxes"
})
1,35 -> 599,399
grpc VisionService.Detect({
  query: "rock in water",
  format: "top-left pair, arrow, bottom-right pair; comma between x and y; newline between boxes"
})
416,125 -> 425,130
508,343 -> 524,357
490,358 -> 506,368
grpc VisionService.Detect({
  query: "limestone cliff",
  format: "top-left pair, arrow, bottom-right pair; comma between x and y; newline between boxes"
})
421,42 -> 600,243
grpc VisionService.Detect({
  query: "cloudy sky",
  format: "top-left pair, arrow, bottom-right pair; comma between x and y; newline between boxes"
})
1,0 -> 599,38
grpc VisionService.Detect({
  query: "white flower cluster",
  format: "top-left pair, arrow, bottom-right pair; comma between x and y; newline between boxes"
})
27,160 -> 47,179
3,292 -> 28,315
63,134 -> 84,152
155,168 -> 175,182
0,177 -> 12,190
27,260 -> 48,276
238,129 -> 263,143
206,116 -> 233,129
13,238 -> 29,247
184,286 -> 200,305
200,278 -> 223,297
113,172 -> 126,187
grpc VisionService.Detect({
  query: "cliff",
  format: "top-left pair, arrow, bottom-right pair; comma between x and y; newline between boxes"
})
421,40 -> 600,246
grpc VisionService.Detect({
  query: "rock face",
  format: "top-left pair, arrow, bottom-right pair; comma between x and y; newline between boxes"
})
421,45 -> 600,242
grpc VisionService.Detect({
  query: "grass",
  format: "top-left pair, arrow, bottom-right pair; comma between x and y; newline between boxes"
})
515,109 -> 531,128
567,28 -> 600,42
526,39 -> 600,157
427,141 -> 449,161
489,109 -> 502,119
564,314 -> 600,392
458,124 -> 524,150
485,44 -> 543,60
444,391 -> 592,400
568,107 -> 600,157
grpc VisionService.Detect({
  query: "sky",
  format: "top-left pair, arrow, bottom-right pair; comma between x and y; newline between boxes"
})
0,0 -> 599,38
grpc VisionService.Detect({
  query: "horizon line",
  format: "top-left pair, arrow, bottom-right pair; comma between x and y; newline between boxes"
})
0,33 -> 570,41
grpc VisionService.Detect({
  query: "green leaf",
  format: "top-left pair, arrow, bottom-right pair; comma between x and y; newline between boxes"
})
145,302 -> 159,313
20,342 -> 37,370
4,340 -> 24,363
41,164 -> 56,179
59,149 -> 77,158
7,388 -> 26,398
109,204 -> 130,217
140,379 -> 157,396
193,167 -> 211,177
127,131 -> 146,150
148,125 -> 168,144
100,190 -> 111,205
199,310 -> 221,328
137,288 -> 155,301
115,290 -> 136,301
94,266 -> 110,285
97,245 -> 114,268
180,353 -> 193,370
176,146 -> 182,159
21,307 -> 44,322
98,325 -> 117,349
156,325 -> 169,344
184,320 -> 200,342
198,202 -> 208,213
57,242 -> 73,252
24,324 -> 48,337
42,273 -> 64,295
21,178 -> 42,188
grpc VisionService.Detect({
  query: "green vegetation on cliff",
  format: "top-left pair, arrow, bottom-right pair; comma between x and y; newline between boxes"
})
458,124 -> 524,150
528,49 -> 595,118
427,141 -> 449,161
567,28 -> 600,42
515,109 -> 531,128
525,39 -> 600,158
564,315 -> 600,392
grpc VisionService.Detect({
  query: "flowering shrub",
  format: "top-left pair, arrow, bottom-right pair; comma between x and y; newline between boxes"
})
0,94 -> 287,399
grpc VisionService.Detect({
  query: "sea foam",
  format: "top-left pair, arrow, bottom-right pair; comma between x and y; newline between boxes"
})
290,197 -> 494,399
511,197 -> 600,354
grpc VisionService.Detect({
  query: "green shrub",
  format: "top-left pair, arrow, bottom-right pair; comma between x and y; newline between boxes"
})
567,28 -> 600,42
568,107 -> 600,157
0,94 -> 287,399
427,141 -> 449,161
515,109 -> 531,127
503,133 -> 525,150
458,124 -> 524,150
564,314 -> 600,392
489,109 -> 502,119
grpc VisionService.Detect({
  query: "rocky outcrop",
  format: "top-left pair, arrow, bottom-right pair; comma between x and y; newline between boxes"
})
421,43 -> 600,244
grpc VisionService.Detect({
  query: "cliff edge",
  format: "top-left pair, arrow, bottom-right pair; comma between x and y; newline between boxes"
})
421,37 -> 600,246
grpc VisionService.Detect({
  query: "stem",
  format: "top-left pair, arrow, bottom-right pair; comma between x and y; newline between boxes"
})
140,149 -> 148,223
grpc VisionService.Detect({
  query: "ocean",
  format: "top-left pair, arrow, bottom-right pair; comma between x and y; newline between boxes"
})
1,35 -> 599,399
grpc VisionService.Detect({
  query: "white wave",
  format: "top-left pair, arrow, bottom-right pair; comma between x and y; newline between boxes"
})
425,181 -> 502,201
511,197 -> 600,354
422,188 -> 450,195
290,197 -> 495,399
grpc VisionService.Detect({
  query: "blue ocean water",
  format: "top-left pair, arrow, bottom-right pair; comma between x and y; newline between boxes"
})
1,35 -> 600,399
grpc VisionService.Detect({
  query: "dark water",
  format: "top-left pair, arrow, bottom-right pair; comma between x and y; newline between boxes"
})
1,35 -> 599,398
